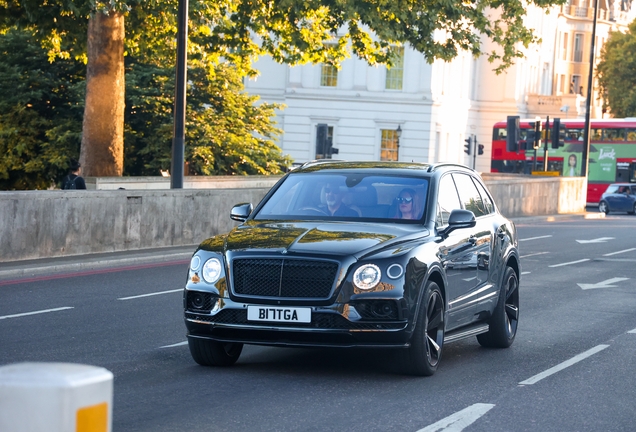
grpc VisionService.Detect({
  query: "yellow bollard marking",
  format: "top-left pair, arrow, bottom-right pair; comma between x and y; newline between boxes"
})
76,402 -> 108,432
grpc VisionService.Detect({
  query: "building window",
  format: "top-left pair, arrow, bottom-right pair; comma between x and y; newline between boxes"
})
561,32 -> 569,60
380,129 -> 399,161
320,45 -> 338,87
574,33 -> 584,62
385,47 -> 404,90
315,124 -> 334,159
571,74 -> 581,95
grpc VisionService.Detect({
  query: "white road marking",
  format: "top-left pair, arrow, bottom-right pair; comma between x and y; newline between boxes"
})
519,235 -> 552,242
0,307 -> 74,320
549,259 -> 590,268
118,289 -> 182,300
462,277 -> 477,282
519,344 -> 610,385
520,252 -> 549,258
417,403 -> 495,432
160,341 -> 188,349
577,277 -> 630,290
628,328 -> 636,334
521,271 -> 531,275
576,237 -> 614,244
603,248 -> 636,256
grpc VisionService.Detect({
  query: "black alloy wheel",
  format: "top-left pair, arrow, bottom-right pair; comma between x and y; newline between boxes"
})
402,281 -> 445,376
478,266 -> 519,348
598,200 -> 609,214
188,337 -> 243,367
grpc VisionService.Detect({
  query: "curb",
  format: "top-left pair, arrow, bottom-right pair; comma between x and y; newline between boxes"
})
0,250 -> 194,282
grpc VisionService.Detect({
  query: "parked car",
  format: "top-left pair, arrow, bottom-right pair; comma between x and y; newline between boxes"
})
183,161 -> 520,376
598,183 -> 636,214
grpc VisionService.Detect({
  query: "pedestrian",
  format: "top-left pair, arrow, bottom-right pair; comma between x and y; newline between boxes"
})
61,160 -> 87,190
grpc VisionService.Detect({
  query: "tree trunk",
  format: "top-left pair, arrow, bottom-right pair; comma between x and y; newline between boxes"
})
80,11 -> 125,177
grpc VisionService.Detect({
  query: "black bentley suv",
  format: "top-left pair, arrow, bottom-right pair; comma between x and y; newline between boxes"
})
184,161 -> 520,376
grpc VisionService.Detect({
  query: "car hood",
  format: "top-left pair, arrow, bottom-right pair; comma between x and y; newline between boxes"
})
202,220 -> 430,258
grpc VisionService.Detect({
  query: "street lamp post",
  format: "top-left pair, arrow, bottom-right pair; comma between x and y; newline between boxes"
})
581,0 -> 599,178
170,0 -> 189,189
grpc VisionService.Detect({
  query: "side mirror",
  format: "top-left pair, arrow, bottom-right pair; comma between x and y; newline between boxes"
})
230,203 -> 253,222
440,209 -> 476,237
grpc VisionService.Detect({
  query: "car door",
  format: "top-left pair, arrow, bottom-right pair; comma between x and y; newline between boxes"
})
447,173 -> 495,328
435,173 -> 483,330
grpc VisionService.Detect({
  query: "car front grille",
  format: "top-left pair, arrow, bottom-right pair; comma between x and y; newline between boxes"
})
231,258 -> 338,299
185,310 -> 405,330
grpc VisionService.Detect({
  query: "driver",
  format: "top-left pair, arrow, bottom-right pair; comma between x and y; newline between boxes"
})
320,181 -> 358,217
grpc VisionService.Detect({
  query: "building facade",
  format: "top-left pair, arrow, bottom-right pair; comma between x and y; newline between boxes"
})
244,1 -> 635,173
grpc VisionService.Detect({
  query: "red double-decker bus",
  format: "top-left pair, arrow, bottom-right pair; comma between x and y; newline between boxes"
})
491,118 -> 636,203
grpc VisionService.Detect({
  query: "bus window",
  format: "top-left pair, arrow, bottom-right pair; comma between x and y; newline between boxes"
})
493,128 -> 506,140
591,129 -> 603,141
603,128 -> 626,141
566,128 -> 584,141
626,129 -> 636,141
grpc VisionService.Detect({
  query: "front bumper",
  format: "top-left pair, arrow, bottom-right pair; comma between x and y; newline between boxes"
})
184,297 -> 412,348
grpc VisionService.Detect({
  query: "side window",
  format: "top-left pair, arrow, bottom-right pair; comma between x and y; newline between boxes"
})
452,173 -> 487,218
473,178 -> 495,215
436,175 -> 462,228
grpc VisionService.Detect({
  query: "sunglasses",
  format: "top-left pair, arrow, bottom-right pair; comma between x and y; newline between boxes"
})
396,196 -> 413,204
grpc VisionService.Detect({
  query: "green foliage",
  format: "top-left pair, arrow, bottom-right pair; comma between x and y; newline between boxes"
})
124,59 -> 290,176
0,28 -> 84,190
597,20 -> 636,117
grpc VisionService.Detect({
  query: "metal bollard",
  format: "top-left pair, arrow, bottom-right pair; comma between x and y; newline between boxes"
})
0,362 -> 113,432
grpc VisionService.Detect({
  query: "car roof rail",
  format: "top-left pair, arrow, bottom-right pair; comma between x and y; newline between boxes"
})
427,163 -> 475,173
298,159 -> 345,169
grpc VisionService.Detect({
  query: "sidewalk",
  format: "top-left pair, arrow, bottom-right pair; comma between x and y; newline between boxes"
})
0,211 -> 605,282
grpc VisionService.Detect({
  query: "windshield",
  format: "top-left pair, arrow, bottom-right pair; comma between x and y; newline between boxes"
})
255,173 -> 429,222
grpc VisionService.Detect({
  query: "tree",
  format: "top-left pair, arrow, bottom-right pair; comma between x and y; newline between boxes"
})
0,29 -> 84,190
597,20 -> 636,118
1,0 -> 564,177
124,59 -> 291,176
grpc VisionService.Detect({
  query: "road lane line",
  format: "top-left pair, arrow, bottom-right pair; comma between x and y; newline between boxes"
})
520,252 -> 549,258
118,289 -> 182,300
628,328 -> 636,334
519,235 -> 553,242
417,403 -> 495,432
0,307 -> 74,320
160,341 -> 188,349
549,259 -> 590,268
603,248 -> 636,256
521,271 -> 531,275
519,344 -> 609,385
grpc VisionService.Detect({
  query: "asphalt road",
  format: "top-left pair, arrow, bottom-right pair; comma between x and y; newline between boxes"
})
1,214 -> 636,431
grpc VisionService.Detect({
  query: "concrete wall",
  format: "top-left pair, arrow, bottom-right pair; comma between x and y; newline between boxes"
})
0,175 -> 586,263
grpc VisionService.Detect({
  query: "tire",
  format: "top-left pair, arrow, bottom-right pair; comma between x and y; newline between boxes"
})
598,200 -> 609,214
477,266 -> 519,348
401,281 -> 445,376
628,203 -> 636,215
188,337 -> 243,367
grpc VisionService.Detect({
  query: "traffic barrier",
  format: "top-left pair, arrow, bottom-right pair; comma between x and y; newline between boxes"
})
0,362 -> 113,432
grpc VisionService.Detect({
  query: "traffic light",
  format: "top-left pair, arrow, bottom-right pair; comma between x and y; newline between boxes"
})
506,116 -> 520,152
533,120 -> 542,150
524,130 -> 536,150
478,144 -> 484,155
464,135 -> 472,155
551,118 -> 566,149
316,123 -> 328,158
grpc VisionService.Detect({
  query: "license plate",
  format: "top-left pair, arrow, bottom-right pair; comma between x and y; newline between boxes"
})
247,306 -> 311,323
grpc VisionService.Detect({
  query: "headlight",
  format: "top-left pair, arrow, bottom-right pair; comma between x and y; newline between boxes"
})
353,264 -> 381,290
202,258 -> 222,283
